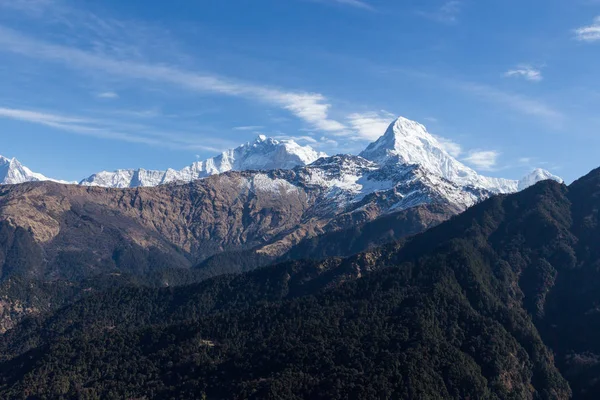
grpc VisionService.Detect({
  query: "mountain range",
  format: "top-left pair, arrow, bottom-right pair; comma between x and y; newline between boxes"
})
0,115 -> 599,399
0,117 -> 563,283
1,166 -> 599,398
0,156 -> 72,185
2,117 -> 561,195
79,135 -> 327,188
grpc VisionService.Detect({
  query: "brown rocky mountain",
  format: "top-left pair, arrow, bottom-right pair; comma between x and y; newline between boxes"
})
0,165 -> 459,281
6,170 -> 600,398
0,118 -> 560,282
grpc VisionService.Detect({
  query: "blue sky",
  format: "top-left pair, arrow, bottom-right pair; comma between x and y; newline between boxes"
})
0,0 -> 599,182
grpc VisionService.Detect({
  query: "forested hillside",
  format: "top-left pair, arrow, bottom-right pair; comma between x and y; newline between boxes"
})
4,167 -> 600,398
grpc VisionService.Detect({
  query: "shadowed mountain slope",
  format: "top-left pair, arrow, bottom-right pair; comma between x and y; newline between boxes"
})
5,167 -> 600,398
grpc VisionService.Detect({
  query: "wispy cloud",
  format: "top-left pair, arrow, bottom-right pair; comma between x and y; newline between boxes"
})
233,125 -> 264,131
463,150 -> 499,171
0,26 -> 347,134
418,1 -> 463,24
279,93 -> 346,131
0,0 -> 54,15
436,136 -> 463,157
0,0 -> 161,59
96,91 -> 119,99
574,16 -> 600,42
461,81 -> 562,122
320,136 -> 339,146
346,111 -> 396,141
0,106 -> 233,152
311,0 -> 374,11
388,68 -> 563,125
505,65 -> 543,82
0,107 -> 87,125
274,135 -> 319,144
102,108 -> 163,119
518,157 -> 532,164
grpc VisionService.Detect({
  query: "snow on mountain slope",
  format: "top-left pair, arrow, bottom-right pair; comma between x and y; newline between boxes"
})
295,154 -> 484,214
3,115 -> 562,218
78,116 -> 561,197
80,136 -> 327,188
518,168 -> 564,191
0,156 -> 72,185
359,117 -> 560,194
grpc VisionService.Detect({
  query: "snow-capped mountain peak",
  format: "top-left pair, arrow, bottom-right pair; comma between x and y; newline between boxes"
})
358,116 -> 562,195
2,116 -> 563,213
189,136 -> 323,174
518,168 -> 563,191
0,155 -> 70,185
80,136 -> 327,188
359,117 -> 517,192
359,117 -> 455,168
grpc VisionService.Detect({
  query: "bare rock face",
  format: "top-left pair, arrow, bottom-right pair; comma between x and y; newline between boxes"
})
0,117 -> 563,281
0,172 -> 303,279
0,163 -> 463,280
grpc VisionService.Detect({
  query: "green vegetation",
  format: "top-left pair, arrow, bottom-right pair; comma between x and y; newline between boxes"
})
1,168 -> 600,398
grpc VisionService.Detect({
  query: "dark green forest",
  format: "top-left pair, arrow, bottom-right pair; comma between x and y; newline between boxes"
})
1,168 -> 600,399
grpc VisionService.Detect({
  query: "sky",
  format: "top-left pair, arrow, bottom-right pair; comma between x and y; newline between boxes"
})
0,0 -> 599,183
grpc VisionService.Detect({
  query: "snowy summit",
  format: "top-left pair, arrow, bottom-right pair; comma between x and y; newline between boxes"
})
359,117 -> 561,194
0,156 -> 72,185
1,116 -> 562,204
80,136 -> 327,188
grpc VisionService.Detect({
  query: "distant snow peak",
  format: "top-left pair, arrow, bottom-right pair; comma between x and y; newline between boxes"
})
360,116 -> 466,174
3,116 -> 564,216
518,168 -> 563,191
80,136 -> 326,188
300,154 -> 483,213
358,116 -> 564,195
359,116 -> 510,192
0,155 -> 69,185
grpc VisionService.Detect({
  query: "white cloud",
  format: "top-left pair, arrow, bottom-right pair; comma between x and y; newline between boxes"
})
97,91 -> 119,99
233,125 -> 264,131
104,108 -> 163,119
277,93 -> 346,132
574,16 -> 600,42
435,136 -> 463,157
505,65 -> 543,82
418,1 -> 463,24
463,150 -> 499,171
346,111 -> 396,140
320,136 -> 339,147
0,26 -> 346,134
0,106 -> 232,152
0,0 -> 53,15
0,107 -> 88,125
298,136 -> 319,144
387,68 -> 563,125
312,0 -> 374,10
460,81 -> 562,122
274,135 -> 319,144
